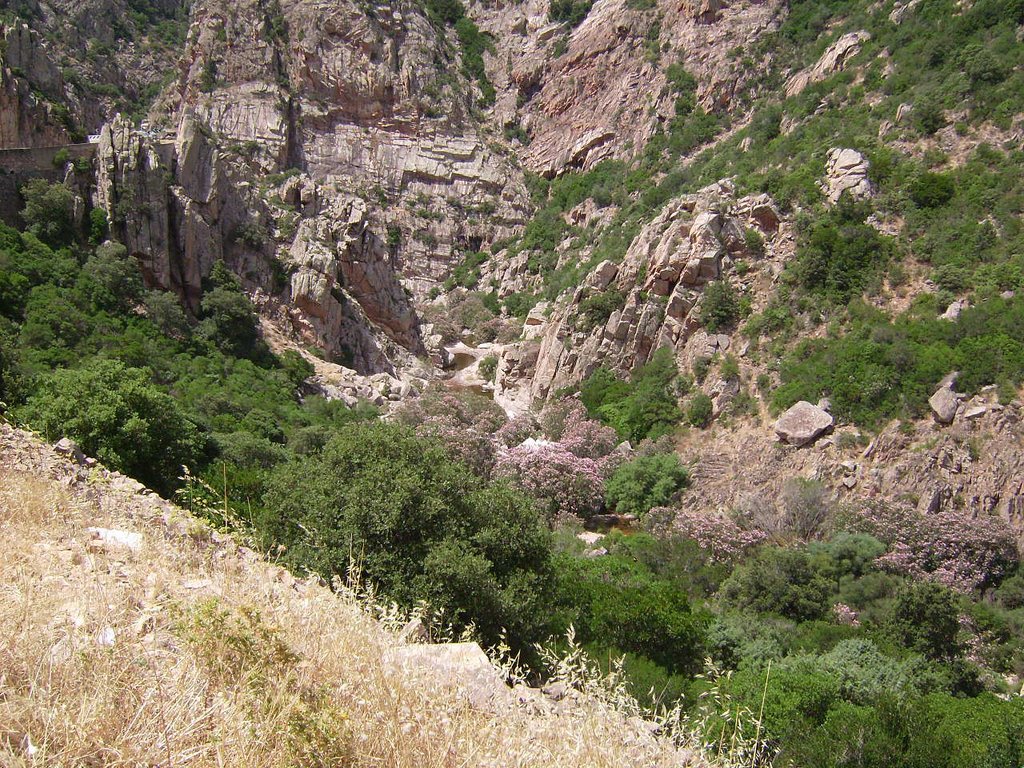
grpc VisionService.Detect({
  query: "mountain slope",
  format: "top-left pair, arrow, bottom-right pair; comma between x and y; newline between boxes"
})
0,422 -> 696,767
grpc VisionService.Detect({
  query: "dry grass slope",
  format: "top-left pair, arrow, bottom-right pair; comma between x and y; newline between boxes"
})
0,424 -> 695,767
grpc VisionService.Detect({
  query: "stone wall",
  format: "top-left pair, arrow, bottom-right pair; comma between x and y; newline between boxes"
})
0,143 -> 96,225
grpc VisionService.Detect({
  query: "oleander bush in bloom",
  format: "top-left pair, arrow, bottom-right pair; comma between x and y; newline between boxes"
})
494,442 -> 606,523
393,387 -> 505,476
670,509 -> 768,563
850,503 -> 1019,593
832,602 -> 860,627
539,398 -> 619,460
411,413 -> 497,477
495,412 -> 540,447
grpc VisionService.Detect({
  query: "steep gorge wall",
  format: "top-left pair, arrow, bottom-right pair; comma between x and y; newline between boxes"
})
476,0 -> 783,177
161,0 -> 533,297
95,114 -> 423,373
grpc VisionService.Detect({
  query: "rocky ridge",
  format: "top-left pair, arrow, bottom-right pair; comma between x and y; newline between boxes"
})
477,0 -> 783,176
493,180 -> 788,413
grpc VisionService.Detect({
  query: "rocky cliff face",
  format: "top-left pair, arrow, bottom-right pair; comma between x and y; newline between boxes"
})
0,21 -> 72,147
476,0 -> 782,176
0,1 -> 188,146
95,113 -> 421,373
161,0 -> 532,297
494,180 -> 787,411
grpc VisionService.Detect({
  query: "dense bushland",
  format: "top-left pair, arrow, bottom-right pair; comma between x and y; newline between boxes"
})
261,422 -> 554,649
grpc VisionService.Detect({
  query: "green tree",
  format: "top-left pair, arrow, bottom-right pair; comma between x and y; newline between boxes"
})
17,285 -> 94,369
720,547 -> 832,621
260,422 -> 554,648
17,359 -> 205,493
78,241 -> 144,311
88,208 -> 109,244
886,581 -> 961,660
144,290 -> 191,338
0,320 -> 24,406
20,179 -> 76,247
605,453 -> 690,516
197,261 -> 260,358
554,554 -> 706,673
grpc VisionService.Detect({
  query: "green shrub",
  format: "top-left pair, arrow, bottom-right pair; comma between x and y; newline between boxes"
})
580,348 -> 683,441
772,293 -> 1024,426
904,694 -> 1024,768
425,0 -> 465,24
549,0 -> 593,26
605,453 -> 690,517
455,19 -> 495,101
909,171 -> 956,208
17,359 -> 205,493
913,97 -> 946,135
886,581 -> 962,660
259,422 -> 554,649
720,547 -> 832,621
700,281 -> 740,332
744,227 -> 766,257
686,392 -> 713,428
576,289 -> 624,332
445,251 -> 488,290
793,199 -> 892,303
478,354 -> 498,381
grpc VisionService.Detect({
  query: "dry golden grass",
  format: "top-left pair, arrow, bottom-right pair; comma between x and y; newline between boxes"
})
0,452 -> 694,767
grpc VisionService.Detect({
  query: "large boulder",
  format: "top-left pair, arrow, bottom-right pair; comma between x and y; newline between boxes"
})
774,401 -> 834,447
786,31 -> 871,97
929,385 -> 959,425
823,148 -> 873,203
385,642 -> 512,711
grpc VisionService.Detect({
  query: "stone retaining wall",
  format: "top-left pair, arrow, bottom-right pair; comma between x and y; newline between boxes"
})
0,143 -> 96,225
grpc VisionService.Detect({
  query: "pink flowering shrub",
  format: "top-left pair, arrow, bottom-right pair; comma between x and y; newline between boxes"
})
494,442 -> 605,523
539,399 -> 618,460
495,413 -> 540,448
850,503 -> 1019,593
832,602 -> 860,627
394,387 -> 503,476
415,417 -> 497,477
669,509 -> 767,563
